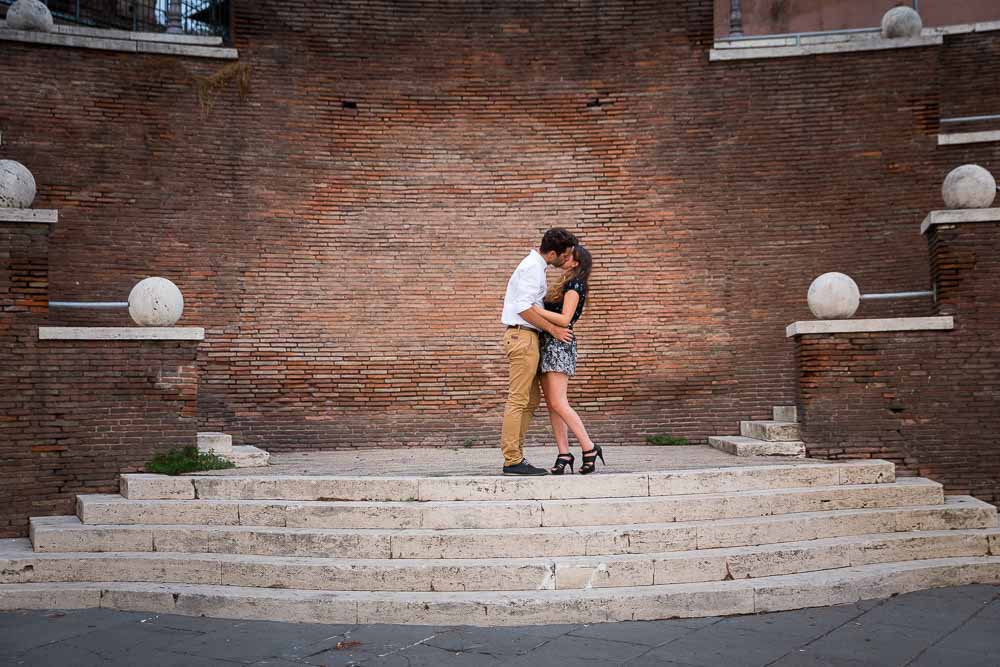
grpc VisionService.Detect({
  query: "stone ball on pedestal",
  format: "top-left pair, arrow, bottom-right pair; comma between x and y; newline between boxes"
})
6,0 -> 54,32
808,272 -> 860,319
0,160 -> 37,208
128,277 -> 185,327
942,164 -> 996,209
881,6 -> 922,39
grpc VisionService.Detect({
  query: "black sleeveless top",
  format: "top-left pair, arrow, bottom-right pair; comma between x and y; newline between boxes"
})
543,279 -> 586,326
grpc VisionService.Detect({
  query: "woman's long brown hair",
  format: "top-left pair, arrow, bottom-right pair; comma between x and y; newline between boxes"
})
546,244 -> 592,303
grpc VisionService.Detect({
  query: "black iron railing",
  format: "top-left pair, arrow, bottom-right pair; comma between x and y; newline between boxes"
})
2,0 -> 230,40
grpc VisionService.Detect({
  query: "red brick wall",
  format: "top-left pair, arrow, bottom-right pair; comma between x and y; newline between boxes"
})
2,2 -> 999,455
797,222 -> 1000,504
1,219 -> 201,537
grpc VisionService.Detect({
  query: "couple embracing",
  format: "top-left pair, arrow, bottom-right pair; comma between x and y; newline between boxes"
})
498,228 -> 605,476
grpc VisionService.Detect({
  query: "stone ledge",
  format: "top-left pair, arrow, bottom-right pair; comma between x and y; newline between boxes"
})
39,327 -> 205,340
786,317 -> 954,337
938,130 -> 1000,146
0,26 -> 237,59
0,19 -> 223,45
921,208 -> 1000,235
0,209 -> 57,224
710,34 -> 942,62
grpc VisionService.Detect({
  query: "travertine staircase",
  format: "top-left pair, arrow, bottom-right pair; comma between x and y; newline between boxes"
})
1,460 -> 999,626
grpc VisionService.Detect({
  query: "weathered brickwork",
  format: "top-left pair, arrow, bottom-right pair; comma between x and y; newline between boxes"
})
798,222 -> 1000,505
1,219 -> 201,537
1,2 -> 999,459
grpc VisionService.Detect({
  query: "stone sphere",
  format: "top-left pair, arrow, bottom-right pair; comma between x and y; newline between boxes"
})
6,0 -> 54,32
942,164 -> 996,209
808,272 -> 860,319
128,277 -> 184,327
881,6 -> 922,39
0,160 -> 37,208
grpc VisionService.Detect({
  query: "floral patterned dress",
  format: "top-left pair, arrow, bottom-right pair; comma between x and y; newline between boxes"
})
539,278 -> 586,376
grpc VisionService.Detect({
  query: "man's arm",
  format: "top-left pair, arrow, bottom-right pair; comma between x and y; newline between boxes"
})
519,307 -> 574,342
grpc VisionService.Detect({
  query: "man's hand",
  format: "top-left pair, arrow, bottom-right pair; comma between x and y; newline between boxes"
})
551,325 -> 574,343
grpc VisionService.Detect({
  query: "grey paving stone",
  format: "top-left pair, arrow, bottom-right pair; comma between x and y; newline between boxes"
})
0,608 -> 148,655
299,626 -> 453,667
567,620 -> 697,647
977,599 -> 1000,620
933,617 -> 1000,655
909,645 -> 1000,667
711,604 -> 863,640
423,626 -> 555,657
853,594 -> 982,632
498,634 -> 651,666
358,641 -> 505,666
172,620 -> 360,664
768,652 -> 880,667
802,621 -> 936,664
632,625 -> 801,667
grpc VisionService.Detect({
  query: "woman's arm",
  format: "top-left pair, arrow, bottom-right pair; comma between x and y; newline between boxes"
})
530,290 -> 579,327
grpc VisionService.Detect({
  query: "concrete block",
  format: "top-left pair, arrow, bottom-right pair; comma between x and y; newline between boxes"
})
739,421 -> 802,442
0,583 -> 100,611
648,463 -> 836,496
120,474 -> 195,500
225,446 -> 270,468
554,556 -> 652,589
772,406 -> 798,422
653,553 -> 729,585
76,495 -> 239,526
894,496 -> 998,531
209,527 -> 391,559
196,432 -> 232,453
192,475 -> 419,501
838,460 -> 895,485
726,542 -> 852,580
30,516 -> 154,553
709,436 -> 806,457
605,582 -> 757,621
286,502 -> 424,530
417,473 -> 649,501
236,502 -> 288,527
847,530 -> 992,566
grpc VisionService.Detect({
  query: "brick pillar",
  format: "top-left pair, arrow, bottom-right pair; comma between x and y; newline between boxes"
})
926,214 -> 1000,329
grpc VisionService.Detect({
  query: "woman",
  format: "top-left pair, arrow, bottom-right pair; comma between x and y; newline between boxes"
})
531,244 -> 605,475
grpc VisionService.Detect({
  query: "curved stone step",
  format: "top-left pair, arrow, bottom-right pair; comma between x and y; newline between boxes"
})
119,460 -> 894,501
77,479 -> 944,529
33,496 -> 995,559
4,529 -> 996,592
2,557 -> 999,626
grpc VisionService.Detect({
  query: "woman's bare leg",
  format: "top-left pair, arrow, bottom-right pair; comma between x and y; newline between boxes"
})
541,372 -> 595,452
541,373 -> 571,455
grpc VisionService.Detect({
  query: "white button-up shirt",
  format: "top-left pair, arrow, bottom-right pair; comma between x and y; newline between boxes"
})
501,250 -> 547,330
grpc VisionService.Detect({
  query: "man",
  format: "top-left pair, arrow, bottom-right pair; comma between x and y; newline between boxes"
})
499,228 -> 577,475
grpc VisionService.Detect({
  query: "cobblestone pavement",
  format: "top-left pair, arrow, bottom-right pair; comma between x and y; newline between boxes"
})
192,445 -> 822,477
2,584 -> 998,666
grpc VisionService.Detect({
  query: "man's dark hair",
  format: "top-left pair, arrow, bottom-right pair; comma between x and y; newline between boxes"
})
539,228 -> 577,255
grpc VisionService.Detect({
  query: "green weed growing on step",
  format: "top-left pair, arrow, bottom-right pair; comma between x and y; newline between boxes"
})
645,435 -> 691,446
146,446 -> 235,476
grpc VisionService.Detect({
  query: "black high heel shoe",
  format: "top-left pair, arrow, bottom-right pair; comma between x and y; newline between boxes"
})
550,452 -> 575,475
578,445 -> 605,475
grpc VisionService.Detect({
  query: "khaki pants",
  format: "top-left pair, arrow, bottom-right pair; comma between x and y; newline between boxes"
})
500,327 -> 542,467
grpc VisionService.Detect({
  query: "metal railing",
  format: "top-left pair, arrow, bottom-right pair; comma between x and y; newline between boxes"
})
2,0 -> 229,40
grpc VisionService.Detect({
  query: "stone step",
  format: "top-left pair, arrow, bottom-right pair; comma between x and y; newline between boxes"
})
4,529 -> 996,592
773,406 -> 798,422
34,496 -> 994,559
119,460 -> 894,501
740,420 -> 802,441
76,479 -> 944,529
709,436 -> 805,458
2,557 -> 999,625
